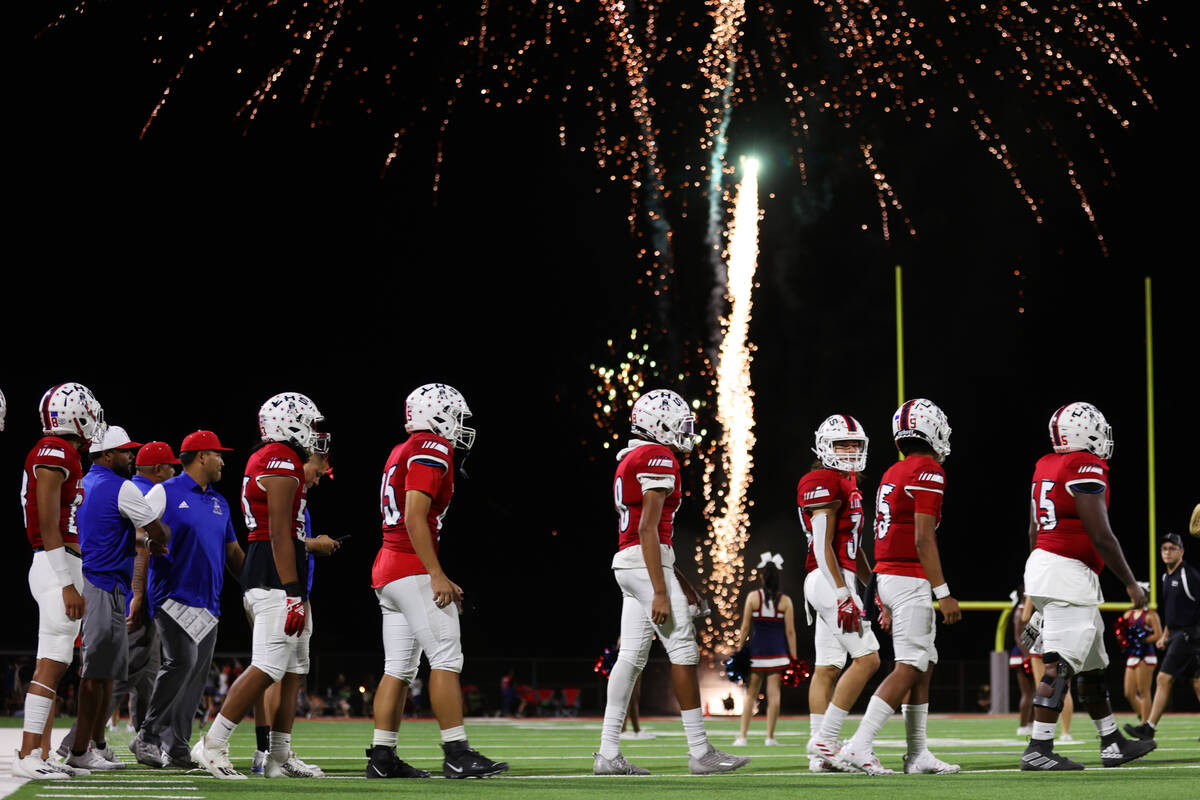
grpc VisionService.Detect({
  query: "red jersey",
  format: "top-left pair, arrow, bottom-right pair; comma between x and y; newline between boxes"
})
21,436 -> 85,548
372,432 -> 455,587
796,468 -> 862,573
240,443 -> 308,543
874,455 -> 946,579
614,441 -> 681,552
1030,451 -> 1108,574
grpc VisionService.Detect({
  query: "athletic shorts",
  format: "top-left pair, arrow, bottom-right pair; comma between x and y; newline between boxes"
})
877,573 -> 938,672
79,576 -> 129,681
244,588 -> 312,682
804,568 -> 878,666
1033,599 -> 1108,674
376,574 -> 463,676
1159,631 -> 1200,678
614,566 -> 700,666
29,549 -> 84,664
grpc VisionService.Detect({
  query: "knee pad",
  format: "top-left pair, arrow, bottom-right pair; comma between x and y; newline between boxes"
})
1033,652 -> 1073,712
1075,669 -> 1109,705
664,636 -> 700,666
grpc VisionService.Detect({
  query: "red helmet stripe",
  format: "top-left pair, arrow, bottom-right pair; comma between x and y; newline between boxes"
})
1051,406 -> 1065,445
40,383 -> 64,430
900,400 -> 915,430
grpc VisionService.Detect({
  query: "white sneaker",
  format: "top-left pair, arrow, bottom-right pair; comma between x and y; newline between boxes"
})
809,756 -> 833,773
1016,725 -> 1033,736
834,742 -> 894,776
688,746 -> 751,775
1058,733 -> 1078,744
190,736 -> 246,780
903,750 -> 961,774
764,738 -> 780,747
633,730 -> 656,740
264,753 -> 321,778
91,741 -> 125,769
65,748 -> 123,771
619,731 -> 642,740
805,736 -> 841,769
11,748 -> 71,780
43,755 -> 92,778
251,750 -> 267,775
593,752 -> 650,775
289,753 -> 324,778
731,737 -> 748,746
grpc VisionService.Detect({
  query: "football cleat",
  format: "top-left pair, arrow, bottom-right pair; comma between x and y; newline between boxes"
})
190,737 -> 247,780
813,414 -> 869,472
91,743 -> 125,769
593,752 -> 650,776
10,748 -> 71,780
442,741 -> 509,778
1019,742 -> 1085,771
903,751 -> 961,774
288,752 -> 324,777
805,736 -> 842,769
1123,722 -> 1155,740
834,743 -> 894,775
65,749 -> 122,771
264,753 -> 321,778
129,737 -> 166,768
1100,733 -> 1156,767
251,750 -> 267,775
631,389 -> 698,453
688,746 -> 751,775
893,399 -> 952,461
41,754 -> 91,778
364,745 -> 430,778
809,756 -> 834,773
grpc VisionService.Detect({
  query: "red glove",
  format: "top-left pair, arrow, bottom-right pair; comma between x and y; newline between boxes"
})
837,596 -> 862,634
283,596 -> 306,636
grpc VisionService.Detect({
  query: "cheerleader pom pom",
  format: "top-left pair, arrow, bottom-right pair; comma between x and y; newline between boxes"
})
594,645 -> 618,679
781,658 -> 812,688
723,647 -> 750,685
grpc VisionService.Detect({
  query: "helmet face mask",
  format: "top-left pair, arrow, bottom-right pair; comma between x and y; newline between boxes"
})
405,383 -> 475,450
630,389 -> 698,453
813,414 -> 869,472
258,392 -> 324,451
1049,402 -> 1113,460
40,382 -> 104,444
892,398 -> 951,462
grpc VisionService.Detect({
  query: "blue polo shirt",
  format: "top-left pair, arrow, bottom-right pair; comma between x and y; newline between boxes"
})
147,472 -> 236,617
304,508 -> 316,597
131,474 -> 156,495
78,464 -> 138,592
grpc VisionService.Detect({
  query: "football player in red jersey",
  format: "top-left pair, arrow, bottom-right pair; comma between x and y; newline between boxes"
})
367,383 -> 508,780
13,383 -> 105,780
1018,402 -> 1153,770
192,393 -> 326,780
836,399 -> 961,775
797,415 -> 883,773
594,389 -> 751,777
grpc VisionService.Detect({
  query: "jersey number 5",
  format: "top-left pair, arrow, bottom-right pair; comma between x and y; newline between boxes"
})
1034,479 -> 1058,530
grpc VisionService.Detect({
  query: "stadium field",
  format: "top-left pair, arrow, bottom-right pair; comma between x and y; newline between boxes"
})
3,715 -> 1198,799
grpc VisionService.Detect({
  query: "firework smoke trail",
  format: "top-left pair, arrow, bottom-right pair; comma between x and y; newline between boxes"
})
697,158 -> 759,656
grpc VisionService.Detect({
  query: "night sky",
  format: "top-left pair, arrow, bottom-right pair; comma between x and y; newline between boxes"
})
5,2 -> 1196,687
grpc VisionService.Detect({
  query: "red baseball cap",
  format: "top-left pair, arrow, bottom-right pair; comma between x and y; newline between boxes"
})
136,441 -> 182,466
180,430 -> 234,453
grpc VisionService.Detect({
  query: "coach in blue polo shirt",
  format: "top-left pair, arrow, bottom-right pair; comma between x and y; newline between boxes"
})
132,431 -> 245,769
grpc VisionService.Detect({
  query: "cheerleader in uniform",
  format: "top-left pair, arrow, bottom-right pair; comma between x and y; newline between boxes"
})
1118,600 -> 1162,725
733,553 -> 797,746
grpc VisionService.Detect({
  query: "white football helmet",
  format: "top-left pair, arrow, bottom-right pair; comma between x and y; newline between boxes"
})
405,383 -> 475,450
0,387 -> 6,432
893,398 -> 952,461
631,389 -> 697,453
258,392 -> 325,451
39,382 -> 104,443
1049,402 -> 1113,460
812,414 -> 868,472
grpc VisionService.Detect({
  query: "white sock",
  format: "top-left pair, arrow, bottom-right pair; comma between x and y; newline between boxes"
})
818,703 -> 848,742
1146,720 -> 1156,730
1092,714 -> 1117,737
1032,720 -> 1056,741
22,692 -> 54,737
439,725 -> 466,744
268,731 -> 291,762
681,707 -> 709,758
600,659 -> 639,759
372,729 -> 398,748
809,713 -> 824,739
902,703 -> 928,755
207,714 -> 238,748
848,695 -> 894,750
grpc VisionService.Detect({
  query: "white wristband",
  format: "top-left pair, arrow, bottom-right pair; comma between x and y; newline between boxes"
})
932,583 -> 950,599
44,547 -> 73,588
835,586 -> 850,602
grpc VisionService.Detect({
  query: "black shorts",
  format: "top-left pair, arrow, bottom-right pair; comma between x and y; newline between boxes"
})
1159,630 -> 1200,678
240,539 -> 309,598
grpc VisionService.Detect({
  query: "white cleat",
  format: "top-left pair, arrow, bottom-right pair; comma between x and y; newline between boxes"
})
65,748 -> 122,771
764,738 -> 780,747
251,750 -> 267,775
834,743 -> 894,776
190,737 -> 247,780
809,756 -> 834,773
805,737 -> 842,770
264,753 -> 322,778
688,746 -> 751,775
593,752 -> 650,775
90,742 -> 126,769
730,737 -> 748,747
903,750 -> 961,774
11,748 -> 71,780
289,752 -> 324,777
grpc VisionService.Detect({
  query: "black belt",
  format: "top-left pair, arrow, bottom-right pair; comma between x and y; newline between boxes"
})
33,546 -> 82,558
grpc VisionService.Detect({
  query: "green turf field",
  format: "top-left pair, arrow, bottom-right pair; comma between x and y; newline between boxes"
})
5,714 -> 1198,799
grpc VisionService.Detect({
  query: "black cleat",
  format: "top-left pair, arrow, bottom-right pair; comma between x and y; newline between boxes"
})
1123,722 -> 1155,740
1100,733 -> 1156,767
364,746 -> 431,778
442,741 -> 509,779
1019,741 -> 1085,771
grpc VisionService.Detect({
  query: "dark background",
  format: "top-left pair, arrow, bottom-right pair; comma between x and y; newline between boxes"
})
4,2 -> 1196,709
